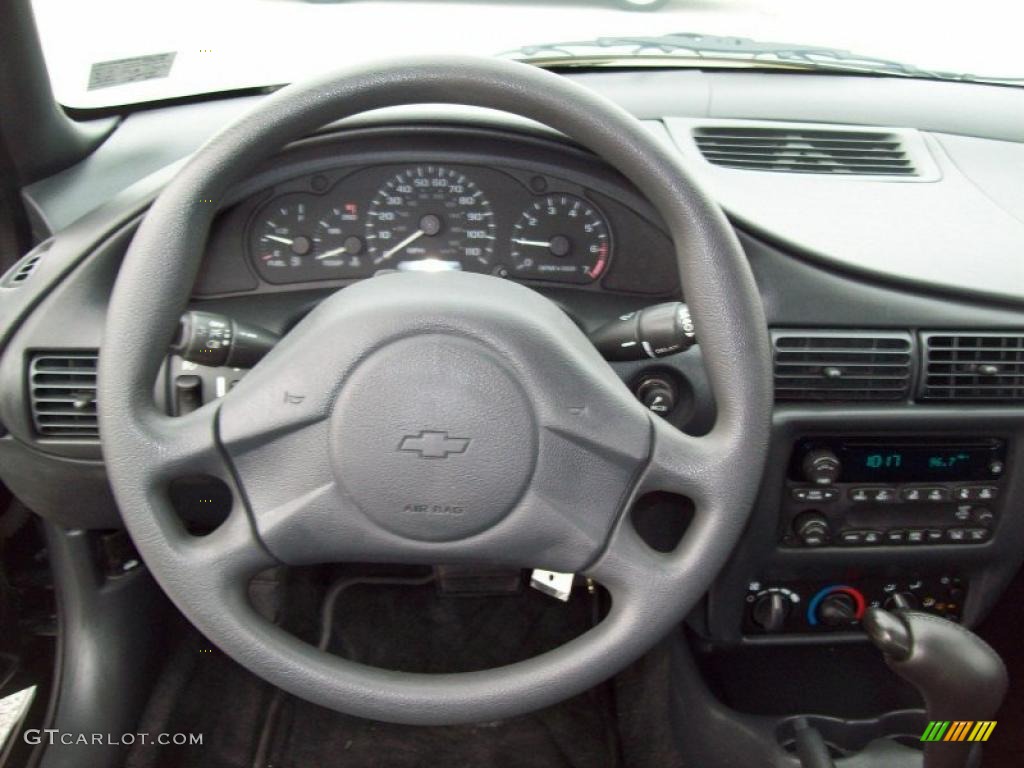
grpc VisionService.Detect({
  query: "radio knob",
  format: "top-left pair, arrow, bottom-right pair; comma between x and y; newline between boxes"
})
802,448 -> 842,485
794,512 -> 830,547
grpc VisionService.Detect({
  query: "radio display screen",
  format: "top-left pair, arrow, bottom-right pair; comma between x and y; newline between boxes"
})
841,444 -> 995,482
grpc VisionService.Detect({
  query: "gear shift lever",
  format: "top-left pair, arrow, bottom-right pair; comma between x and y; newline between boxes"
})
863,608 -> 1007,768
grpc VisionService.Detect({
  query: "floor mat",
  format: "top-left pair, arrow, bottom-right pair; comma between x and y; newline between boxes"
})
264,582 -> 618,768
127,577 -> 630,768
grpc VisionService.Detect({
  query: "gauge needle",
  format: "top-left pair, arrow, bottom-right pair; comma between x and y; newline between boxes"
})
316,245 -> 348,260
382,229 -> 425,260
263,234 -> 294,245
511,238 -> 552,248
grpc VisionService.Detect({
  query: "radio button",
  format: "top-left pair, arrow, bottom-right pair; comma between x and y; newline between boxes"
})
900,487 -> 950,503
906,529 -> 926,544
966,528 -> 990,542
840,530 -> 864,545
790,487 -> 839,503
925,529 -> 944,543
947,528 -> 967,543
954,486 -> 998,501
885,530 -> 906,544
862,530 -> 883,545
873,488 -> 897,503
974,508 -> 995,527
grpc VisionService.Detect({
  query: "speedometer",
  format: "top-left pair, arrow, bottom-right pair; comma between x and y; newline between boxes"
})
364,166 -> 496,271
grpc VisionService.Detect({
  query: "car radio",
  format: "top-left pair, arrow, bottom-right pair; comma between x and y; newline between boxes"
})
780,437 -> 1006,548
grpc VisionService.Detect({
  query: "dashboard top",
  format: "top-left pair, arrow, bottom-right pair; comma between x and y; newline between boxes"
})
22,69 -> 1024,308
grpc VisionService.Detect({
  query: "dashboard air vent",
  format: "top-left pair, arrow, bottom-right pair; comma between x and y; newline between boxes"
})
773,331 -> 913,402
29,352 -> 99,438
921,333 -> 1024,402
693,127 -> 917,176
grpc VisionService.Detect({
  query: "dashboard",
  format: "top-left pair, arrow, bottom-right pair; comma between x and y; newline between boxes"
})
2,68 -> 1024,656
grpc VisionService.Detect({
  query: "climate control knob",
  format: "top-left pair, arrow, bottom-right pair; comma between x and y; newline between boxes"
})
818,593 -> 858,626
752,592 -> 790,633
802,448 -> 842,485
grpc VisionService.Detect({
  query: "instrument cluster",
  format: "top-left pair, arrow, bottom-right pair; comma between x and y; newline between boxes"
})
247,163 -> 614,286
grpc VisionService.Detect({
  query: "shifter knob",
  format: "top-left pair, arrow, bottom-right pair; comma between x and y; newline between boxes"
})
864,608 -> 1007,768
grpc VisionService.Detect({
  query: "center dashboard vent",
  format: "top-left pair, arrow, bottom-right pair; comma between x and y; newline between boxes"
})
773,331 -> 913,402
28,352 -> 99,438
920,333 -> 1024,402
693,126 -> 918,176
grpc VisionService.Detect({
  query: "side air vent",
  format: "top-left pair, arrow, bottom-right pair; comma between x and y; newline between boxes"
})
773,331 -> 913,402
920,333 -> 1024,402
28,352 -> 99,438
2,241 -> 52,288
693,126 -> 918,176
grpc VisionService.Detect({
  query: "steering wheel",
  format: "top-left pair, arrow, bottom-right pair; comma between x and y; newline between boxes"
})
98,56 -> 771,725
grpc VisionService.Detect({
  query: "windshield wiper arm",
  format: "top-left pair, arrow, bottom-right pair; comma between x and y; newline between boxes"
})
504,32 -> 1002,84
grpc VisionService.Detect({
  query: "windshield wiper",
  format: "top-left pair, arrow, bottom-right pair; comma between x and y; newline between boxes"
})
503,32 -> 1021,87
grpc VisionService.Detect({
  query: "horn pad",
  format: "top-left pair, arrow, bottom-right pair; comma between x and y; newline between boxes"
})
330,333 -> 537,542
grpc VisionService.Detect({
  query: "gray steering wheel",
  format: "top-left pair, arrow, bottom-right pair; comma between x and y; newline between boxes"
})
98,56 -> 772,725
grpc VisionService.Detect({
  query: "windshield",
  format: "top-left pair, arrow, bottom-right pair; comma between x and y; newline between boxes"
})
32,0 -> 1022,110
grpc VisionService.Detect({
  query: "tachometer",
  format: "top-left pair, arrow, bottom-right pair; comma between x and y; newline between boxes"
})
509,195 -> 610,284
364,166 -> 496,271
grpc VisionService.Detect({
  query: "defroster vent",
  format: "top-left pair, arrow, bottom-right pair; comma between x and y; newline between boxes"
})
694,126 -> 918,176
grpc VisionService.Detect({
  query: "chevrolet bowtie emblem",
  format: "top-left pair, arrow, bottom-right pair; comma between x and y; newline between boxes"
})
398,431 -> 471,459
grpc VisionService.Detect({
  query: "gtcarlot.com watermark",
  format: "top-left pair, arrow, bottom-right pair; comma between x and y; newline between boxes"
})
24,730 -> 202,746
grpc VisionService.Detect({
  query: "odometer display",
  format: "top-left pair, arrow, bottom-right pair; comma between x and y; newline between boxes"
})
364,166 -> 496,271
509,195 -> 610,284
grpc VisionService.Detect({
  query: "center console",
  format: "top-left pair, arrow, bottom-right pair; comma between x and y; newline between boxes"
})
702,412 -> 1023,647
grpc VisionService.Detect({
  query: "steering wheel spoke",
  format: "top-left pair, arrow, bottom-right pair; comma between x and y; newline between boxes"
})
136,404 -> 225,485
636,416 -> 730,505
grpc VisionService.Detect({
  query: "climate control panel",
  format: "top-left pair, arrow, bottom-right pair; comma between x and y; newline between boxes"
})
744,574 -> 966,635
781,436 -> 1006,548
